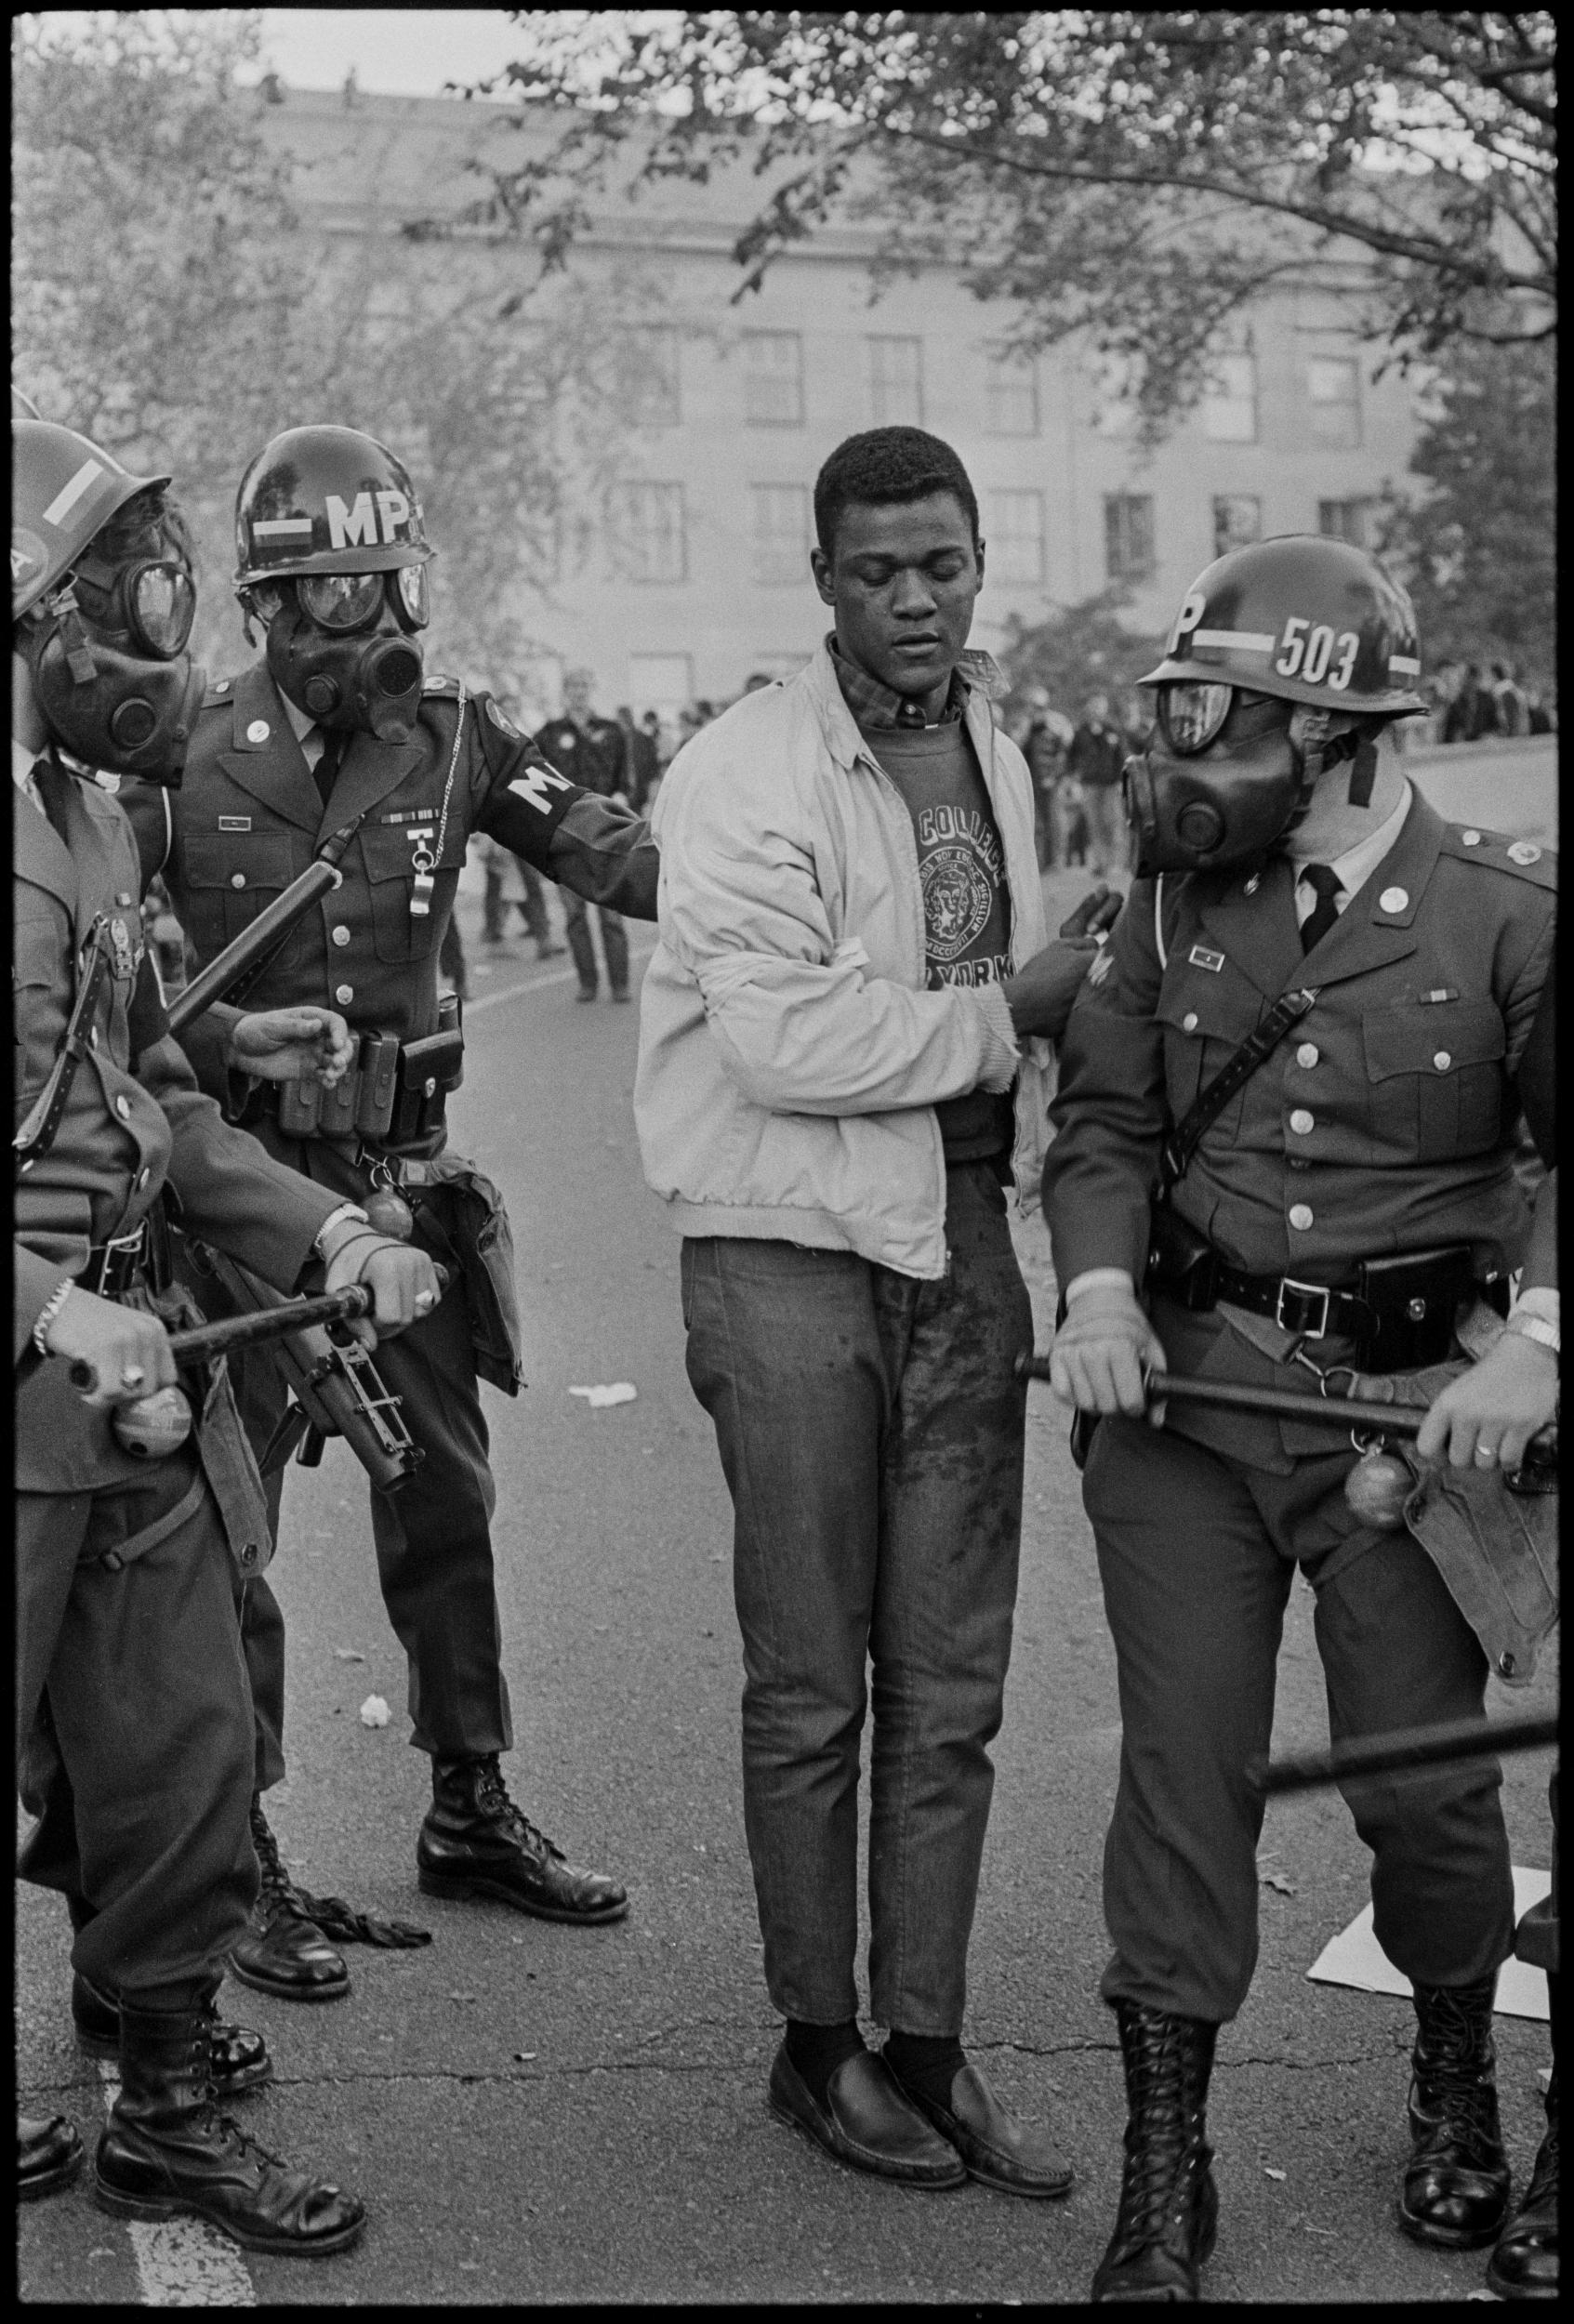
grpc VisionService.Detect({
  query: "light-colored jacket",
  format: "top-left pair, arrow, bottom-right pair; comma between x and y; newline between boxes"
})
634,640 -> 1051,1279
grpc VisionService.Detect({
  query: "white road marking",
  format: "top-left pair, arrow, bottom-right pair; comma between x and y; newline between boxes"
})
96,2058 -> 257,2304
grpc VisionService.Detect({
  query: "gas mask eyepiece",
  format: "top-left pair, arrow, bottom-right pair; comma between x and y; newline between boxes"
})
260,574 -> 425,744
24,566 -> 205,784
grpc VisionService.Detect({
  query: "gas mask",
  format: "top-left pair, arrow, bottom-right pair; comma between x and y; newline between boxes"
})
1124,682 -> 1382,877
256,566 -> 427,746
22,532 -> 205,783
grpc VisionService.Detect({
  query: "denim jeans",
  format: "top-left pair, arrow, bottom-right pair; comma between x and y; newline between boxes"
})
681,1159 -> 1032,2034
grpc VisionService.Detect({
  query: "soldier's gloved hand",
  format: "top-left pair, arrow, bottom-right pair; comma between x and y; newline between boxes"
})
1002,937 -> 1101,1043
1049,1281 -> 1167,1423
42,1287 -> 179,1408
226,1007 -> 356,1089
1058,885 -> 1122,942
322,1231 -> 442,1346
1414,1329 -> 1559,1471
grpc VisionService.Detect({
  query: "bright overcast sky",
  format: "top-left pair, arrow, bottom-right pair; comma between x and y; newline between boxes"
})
248,9 -> 536,98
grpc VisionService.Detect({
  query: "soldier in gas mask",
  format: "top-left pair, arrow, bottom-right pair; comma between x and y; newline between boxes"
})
1039,535 -> 1558,2301
14,415 -> 438,2242
120,423 -> 658,2006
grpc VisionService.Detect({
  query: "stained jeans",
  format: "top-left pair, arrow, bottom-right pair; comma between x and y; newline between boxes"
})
681,1160 -> 1032,2034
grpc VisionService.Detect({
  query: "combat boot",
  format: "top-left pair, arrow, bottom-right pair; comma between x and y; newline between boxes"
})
72,1972 -> 272,2097
229,1795 -> 351,2002
20,2113 -> 84,2201
94,1989 -> 364,2257
1091,2001 -> 1219,2303
417,1753 -> 628,1923
1400,1974 -> 1511,2247
1485,2030 -> 1557,2301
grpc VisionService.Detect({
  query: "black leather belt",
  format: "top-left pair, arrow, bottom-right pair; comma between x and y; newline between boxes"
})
76,1223 -> 150,1300
1202,1259 -> 1371,1344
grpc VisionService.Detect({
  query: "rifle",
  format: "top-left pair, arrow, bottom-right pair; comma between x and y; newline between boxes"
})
168,1246 -> 427,1492
1250,1713 -> 1557,1797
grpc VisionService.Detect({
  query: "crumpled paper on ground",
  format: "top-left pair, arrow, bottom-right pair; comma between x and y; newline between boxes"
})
568,1382 -> 637,1407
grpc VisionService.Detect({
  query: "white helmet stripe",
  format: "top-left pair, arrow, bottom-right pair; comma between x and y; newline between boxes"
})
1193,628 -> 1276,652
1387,654 -> 1422,675
41,457 -> 105,529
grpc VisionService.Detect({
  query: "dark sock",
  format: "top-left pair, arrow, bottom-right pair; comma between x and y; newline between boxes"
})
784,2017 -> 865,2107
885,2028 -> 966,2107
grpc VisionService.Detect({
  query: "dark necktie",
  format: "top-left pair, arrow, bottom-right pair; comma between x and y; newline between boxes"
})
34,757 -> 73,845
311,728 -> 346,810
1300,863 -> 1343,954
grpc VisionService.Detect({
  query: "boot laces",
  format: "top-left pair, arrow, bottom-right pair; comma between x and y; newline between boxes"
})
469,1754 -> 563,1862
1117,2019 -> 1206,2238
1413,1985 -> 1500,2151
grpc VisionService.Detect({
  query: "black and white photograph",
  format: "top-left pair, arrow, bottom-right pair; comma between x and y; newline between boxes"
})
14,7 -> 1556,2304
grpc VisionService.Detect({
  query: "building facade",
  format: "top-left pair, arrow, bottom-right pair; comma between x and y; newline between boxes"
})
271,87 -> 1422,722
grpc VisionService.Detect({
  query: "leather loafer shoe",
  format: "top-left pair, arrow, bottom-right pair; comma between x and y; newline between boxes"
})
20,2112 -> 85,2202
73,1974 -> 272,2096
768,2044 -> 968,2189
230,1901 -> 351,2003
888,2053 -> 1074,2199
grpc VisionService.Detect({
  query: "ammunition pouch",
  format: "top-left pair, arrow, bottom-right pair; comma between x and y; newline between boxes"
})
272,1002 -> 463,1149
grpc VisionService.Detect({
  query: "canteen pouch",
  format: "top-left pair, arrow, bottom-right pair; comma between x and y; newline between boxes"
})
402,1150 -> 522,1393
1395,1440 -> 1559,1687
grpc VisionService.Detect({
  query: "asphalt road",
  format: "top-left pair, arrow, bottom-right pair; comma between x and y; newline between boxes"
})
18,739 -> 1557,2305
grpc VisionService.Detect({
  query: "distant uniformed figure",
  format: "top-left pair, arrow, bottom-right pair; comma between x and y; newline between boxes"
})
534,667 -> 634,1000
15,415 -> 435,2245
122,425 -> 657,2004
1041,536 -> 1558,2302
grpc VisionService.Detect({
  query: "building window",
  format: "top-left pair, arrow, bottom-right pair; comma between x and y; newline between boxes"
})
985,349 -> 1039,437
750,484 -> 811,586
1306,355 -> 1361,447
1318,497 -> 1374,548
866,335 -> 923,426
985,490 -> 1045,587
606,482 -> 686,583
1104,493 -> 1156,583
743,331 -> 804,427
1200,352 -> 1258,442
1213,494 -> 1262,558
623,326 -> 681,427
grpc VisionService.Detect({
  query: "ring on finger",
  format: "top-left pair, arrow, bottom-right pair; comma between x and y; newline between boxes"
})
1474,1442 -> 1499,1465
121,1364 -> 146,1389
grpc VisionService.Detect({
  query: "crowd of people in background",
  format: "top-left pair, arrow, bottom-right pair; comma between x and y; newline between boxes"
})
1426,658 -> 1555,746
1009,688 -> 1150,878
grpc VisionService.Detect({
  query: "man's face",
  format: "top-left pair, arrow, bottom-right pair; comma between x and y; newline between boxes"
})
812,492 -> 983,702
1085,693 -> 1109,724
563,673 -> 592,720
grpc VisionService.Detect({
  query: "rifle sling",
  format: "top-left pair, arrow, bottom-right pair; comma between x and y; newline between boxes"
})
1160,984 -> 1320,1193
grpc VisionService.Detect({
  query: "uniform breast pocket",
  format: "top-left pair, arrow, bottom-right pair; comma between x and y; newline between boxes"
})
1155,974 -> 1258,1141
1363,999 -> 1506,1163
359,825 -> 460,964
180,832 -> 300,956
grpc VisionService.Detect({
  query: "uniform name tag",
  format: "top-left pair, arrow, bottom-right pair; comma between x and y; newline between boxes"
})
1188,945 -> 1225,973
218,815 -> 251,831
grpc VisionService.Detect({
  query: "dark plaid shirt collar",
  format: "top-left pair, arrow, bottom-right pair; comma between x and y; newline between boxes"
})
827,633 -> 971,731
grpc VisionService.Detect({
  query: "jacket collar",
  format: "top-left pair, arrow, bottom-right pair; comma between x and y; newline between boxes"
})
13,749 -> 131,943
1193,787 -> 1446,998
214,662 -> 422,843
803,638 -> 1000,779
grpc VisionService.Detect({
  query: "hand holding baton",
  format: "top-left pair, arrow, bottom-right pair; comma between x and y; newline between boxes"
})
67,1285 -> 377,1394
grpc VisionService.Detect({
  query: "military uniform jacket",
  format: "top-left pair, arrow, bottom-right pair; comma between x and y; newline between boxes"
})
533,712 -> 630,802
15,761 -> 339,1491
121,666 -> 659,1075
1042,790 -> 1556,1462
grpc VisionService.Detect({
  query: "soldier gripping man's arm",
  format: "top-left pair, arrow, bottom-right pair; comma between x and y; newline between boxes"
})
116,424 -> 659,2006
14,411 -> 439,2248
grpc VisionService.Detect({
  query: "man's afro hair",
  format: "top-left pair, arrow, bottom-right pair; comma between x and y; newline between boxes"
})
813,428 -> 980,560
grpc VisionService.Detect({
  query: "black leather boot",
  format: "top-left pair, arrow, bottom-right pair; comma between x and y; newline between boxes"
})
73,1972 -> 271,2096
94,1990 -> 364,2256
229,1796 -> 351,2002
1400,1975 -> 1512,2248
417,1754 -> 628,1923
1486,2053 -> 1557,2301
20,2113 -> 84,2201
1091,2001 -> 1219,2303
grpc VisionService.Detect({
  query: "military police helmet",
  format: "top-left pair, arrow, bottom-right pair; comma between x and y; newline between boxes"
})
12,418 -> 171,618
233,423 -> 435,590
12,383 -> 45,421
1138,535 -> 1428,748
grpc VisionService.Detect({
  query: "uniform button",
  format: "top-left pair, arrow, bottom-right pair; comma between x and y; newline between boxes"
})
336,984 -> 354,1006
1182,1011 -> 1198,1033
1434,1050 -> 1451,1072
332,924 -> 351,946
1296,1042 -> 1318,1069
1289,1203 -> 1314,1232
1379,885 -> 1409,914
246,719 -> 271,744
231,873 -> 246,890
1290,1109 -> 1315,1134
115,1094 -> 133,1120
1462,829 -> 1482,846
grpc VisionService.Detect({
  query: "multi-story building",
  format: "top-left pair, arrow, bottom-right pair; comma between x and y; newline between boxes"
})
270,86 -> 1422,722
